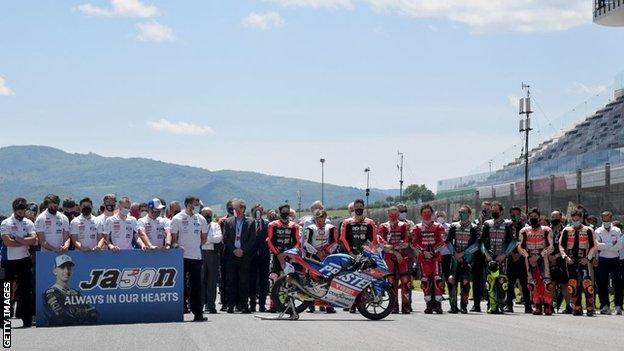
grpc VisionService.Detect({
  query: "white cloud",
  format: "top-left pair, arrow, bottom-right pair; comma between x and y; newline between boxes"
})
135,21 -> 176,42
0,77 -> 14,96
366,0 -> 591,33
243,12 -> 285,30
76,0 -> 160,18
147,119 -> 215,136
266,0 -> 355,9
571,82 -> 607,95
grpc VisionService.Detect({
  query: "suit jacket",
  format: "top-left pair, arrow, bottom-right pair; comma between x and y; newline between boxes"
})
250,218 -> 270,258
223,216 -> 255,259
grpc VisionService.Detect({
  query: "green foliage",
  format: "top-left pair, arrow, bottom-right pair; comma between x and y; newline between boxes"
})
404,184 -> 435,202
0,146 -> 394,215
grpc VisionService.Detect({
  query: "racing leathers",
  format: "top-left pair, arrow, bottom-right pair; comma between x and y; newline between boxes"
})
339,217 -> 378,255
411,221 -> 446,313
378,220 -> 410,313
560,224 -> 597,316
42,283 -> 98,327
302,223 -> 338,260
481,218 -> 516,314
267,219 -> 301,275
518,225 -> 554,315
446,221 -> 480,313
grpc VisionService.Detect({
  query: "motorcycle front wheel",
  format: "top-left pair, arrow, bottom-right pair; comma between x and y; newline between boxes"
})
270,275 -> 313,314
355,284 -> 395,320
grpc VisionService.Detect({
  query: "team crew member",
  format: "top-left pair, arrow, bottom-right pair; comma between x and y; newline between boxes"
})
99,197 -> 146,251
200,206 -> 223,314
397,203 -> 416,312
95,194 -> 117,234
595,211 -> 623,315
0,198 -> 38,328
137,198 -> 170,249
35,194 -> 70,252
549,210 -> 570,313
446,205 -> 480,314
506,206 -> 532,313
411,204 -> 446,314
170,196 -> 208,321
302,209 -> 338,314
248,204 -> 270,313
378,206 -> 410,314
70,197 -> 100,251
560,210 -> 598,317
339,199 -> 378,255
518,208 -> 554,315
481,202 -> 516,314
267,203 -> 301,311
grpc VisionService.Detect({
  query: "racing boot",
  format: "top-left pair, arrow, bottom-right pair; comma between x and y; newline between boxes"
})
532,304 -> 543,315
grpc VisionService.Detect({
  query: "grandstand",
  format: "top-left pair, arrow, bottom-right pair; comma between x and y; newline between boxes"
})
435,76 -> 624,216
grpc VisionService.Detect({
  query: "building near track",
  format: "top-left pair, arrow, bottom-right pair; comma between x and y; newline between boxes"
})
594,0 -> 624,26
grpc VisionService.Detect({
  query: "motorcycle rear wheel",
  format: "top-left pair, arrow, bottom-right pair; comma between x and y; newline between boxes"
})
270,275 -> 313,314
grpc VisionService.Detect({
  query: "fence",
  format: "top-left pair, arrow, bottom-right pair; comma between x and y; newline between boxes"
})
368,162 -> 624,223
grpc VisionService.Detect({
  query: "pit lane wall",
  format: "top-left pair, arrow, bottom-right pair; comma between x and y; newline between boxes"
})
36,250 -> 184,327
367,162 -> 624,223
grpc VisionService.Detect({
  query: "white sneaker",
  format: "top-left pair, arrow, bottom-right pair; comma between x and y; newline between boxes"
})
616,306 -> 622,315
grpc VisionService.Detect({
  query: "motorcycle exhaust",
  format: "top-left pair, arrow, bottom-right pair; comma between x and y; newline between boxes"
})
286,275 -> 324,300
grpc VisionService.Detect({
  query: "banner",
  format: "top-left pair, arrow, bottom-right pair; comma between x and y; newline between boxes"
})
36,250 -> 184,327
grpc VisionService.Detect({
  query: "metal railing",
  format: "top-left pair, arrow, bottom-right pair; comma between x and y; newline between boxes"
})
595,0 -> 623,18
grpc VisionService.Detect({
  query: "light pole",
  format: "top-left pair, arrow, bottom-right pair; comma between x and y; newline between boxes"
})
364,167 -> 370,215
398,151 -> 404,203
519,83 -> 533,214
320,158 -> 325,204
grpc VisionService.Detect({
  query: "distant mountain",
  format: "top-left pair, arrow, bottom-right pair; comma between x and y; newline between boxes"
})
0,146 -> 393,215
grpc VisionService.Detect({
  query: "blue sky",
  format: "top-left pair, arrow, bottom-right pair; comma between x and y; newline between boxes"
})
1,0 -> 623,191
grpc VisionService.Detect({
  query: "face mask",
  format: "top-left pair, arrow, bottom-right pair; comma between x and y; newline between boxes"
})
389,213 -> 399,222
15,214 -> 24,221
436,217 -> 445,224
280,212 -> 290,220
421,212 -> 432,221
491,212 -> 500,219
603,222 -> 612,229
459,212 -> 469,222
204,215 -> 213,222
354,209 -> 364,216
193,206 -> 201,215
119,208 -> 130,217
399,212 -> 407,221
48,207 -> 58,215
529,217 -> 540,228
227,207 -> 234,215
81,207 -> 92,216
551,219 -> 561,226
105,204 -> 115,212
571,220 -> 581,227
255,210 -> 262,219
512,215 -> 521,223
481,209 -> 491,219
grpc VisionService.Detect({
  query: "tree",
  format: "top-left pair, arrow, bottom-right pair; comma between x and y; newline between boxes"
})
404,184 -> 434,203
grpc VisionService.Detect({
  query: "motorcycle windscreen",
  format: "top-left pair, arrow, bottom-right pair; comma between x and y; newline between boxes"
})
324,271 -> 373,308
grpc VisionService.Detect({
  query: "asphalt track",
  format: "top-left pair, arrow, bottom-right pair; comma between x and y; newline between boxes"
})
9,292 -> 624,351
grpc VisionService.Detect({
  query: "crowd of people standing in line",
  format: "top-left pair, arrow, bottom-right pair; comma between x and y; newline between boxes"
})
1,192 -> 622,327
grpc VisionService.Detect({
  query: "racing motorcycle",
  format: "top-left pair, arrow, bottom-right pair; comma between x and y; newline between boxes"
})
269,243 -> 395,320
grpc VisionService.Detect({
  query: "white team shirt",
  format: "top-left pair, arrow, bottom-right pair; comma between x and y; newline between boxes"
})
34,209 -> 69,251
101,214 -> 138,250
0,214 -> 35,260
94,213 -> 113,235
170,211 -> 208,260
201,222 -> 223,251
137,215 -> 170,248
70,214 -> 99,249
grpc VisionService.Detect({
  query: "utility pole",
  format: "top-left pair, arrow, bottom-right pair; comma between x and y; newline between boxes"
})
398,151 -> 404,203
364,167 -> 370,215
320,158 -> 325,204
519,83 -> 533,214
489,160 -> 493,175
297,190 -> 302,214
